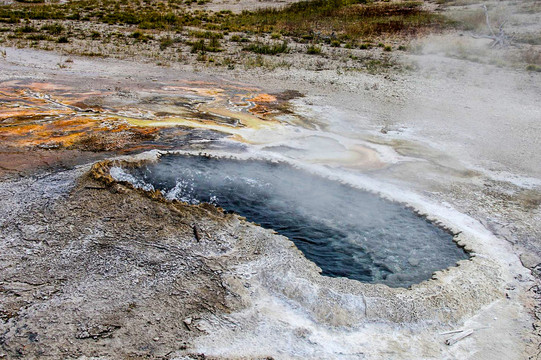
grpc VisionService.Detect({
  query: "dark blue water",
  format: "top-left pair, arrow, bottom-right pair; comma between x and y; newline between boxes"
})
114,155 -> 468,287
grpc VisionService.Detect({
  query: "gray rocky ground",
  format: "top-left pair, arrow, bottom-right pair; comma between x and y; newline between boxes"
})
0,0 -> 540,358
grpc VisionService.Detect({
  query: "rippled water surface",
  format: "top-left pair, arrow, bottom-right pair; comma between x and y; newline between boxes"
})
115,155 -> 468,287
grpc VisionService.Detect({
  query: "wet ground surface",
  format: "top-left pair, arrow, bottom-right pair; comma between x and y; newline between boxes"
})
0,78 -> 304,178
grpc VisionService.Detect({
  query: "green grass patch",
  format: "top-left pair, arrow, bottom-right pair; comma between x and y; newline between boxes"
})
131,30 -> 153,42
14,0 -> 45,3
40,23 -> 64,35
306,44 -> 322,54
160,35 -> 175,50
0,0 -> 219,30
230,34 -> 249,42
16,25 -> 37,33
26,33 -> 50,40
243,41 -> 289,55
526,64 -> 541,72
0,0 -> 446,41
225,0 -> 446,41
189,30 -> 223,39
190,38 -> 221,53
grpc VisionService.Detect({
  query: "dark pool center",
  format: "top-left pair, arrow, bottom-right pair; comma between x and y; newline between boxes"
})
112,154 -> 469,288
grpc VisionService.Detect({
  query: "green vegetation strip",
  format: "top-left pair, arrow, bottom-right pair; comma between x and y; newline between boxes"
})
229,0 -> 446,39
1,0 -> 446,41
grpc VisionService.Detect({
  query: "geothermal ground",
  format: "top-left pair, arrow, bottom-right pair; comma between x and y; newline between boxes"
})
0,0 -> 540,359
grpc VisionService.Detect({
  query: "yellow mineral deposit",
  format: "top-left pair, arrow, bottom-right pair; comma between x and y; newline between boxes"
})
246,94 -> 278,103
0,81 -> 285,148
161,86 -> 225,97
0,81 -> 385,170
124,87 -> 283,142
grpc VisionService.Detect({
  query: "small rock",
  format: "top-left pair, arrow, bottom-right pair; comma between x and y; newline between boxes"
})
520,252 -> 541,269
408,257 -> 420,267
153,337 -> 159,341
183,317 -> 192,325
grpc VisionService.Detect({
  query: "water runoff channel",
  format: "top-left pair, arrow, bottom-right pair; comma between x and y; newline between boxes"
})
111,154 -> 469,288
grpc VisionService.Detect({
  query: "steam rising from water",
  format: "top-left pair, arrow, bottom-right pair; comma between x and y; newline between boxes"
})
114,155 -> 468,287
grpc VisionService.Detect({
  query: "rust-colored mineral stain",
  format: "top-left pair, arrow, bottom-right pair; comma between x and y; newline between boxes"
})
0,82 -> 141,148
0,80 -> 292,154
0,123 -> 41,137
31,133 -> 85,147
249,104 -> 274,116
247,94 -> 277,103
0,80 -> 291,176
0,115 -> 101,147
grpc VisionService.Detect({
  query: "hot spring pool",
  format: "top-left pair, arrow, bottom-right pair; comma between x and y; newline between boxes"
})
112,154 -> 468,288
